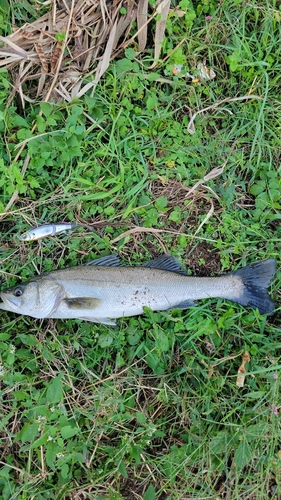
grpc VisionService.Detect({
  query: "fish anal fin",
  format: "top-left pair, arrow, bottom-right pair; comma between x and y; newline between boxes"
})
78,316 -> 116,325
64,297 -> 101,309
170,300 -> 197,310
142,254 -> 187,275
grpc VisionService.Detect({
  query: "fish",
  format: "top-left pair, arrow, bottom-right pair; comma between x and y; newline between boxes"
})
18,223 -> 94,241
0,254 -> 276,325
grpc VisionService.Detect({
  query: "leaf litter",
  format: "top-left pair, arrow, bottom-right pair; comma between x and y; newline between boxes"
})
1,0 -> 174,211
0,0 -> 171,105
236,351 -> 251,388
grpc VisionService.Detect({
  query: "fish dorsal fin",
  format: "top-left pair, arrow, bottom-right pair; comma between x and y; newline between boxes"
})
86,255 -> 121,267
142,254 -> 187,275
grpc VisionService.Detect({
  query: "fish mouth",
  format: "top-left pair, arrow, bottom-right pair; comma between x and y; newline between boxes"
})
0,294 -> 20,310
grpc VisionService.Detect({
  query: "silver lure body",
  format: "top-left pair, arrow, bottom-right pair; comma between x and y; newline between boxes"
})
0,255 -> 276,324
19,223 -> 92,241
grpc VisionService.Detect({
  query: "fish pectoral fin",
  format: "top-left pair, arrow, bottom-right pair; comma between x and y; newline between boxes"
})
78,316 -> 117,325
86,255 -> 121,267
170,300 -> 197,310
142,254 -> 187,275
64,297 -> 101,309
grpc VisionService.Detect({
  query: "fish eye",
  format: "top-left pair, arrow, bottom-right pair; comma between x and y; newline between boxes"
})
13,286 -> 24,297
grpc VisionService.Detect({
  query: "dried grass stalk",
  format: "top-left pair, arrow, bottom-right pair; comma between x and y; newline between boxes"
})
152,0 -> 171,68
137,0 -> 148,51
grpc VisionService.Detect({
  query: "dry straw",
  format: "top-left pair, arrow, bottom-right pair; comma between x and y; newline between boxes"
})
0,0 -> 172,211
0,0 -> 171,106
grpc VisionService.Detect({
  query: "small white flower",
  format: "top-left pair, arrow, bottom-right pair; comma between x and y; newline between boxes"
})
36,415 -> 46,423
56,452 -> 65,459
47,436 -> 53,441
9,344 -> 16,354
35,415 -> 47,431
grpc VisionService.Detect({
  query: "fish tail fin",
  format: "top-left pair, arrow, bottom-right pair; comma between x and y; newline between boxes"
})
231,259 -> 276,314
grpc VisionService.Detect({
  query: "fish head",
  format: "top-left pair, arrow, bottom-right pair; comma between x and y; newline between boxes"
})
18,229 -> 41,241
18,225 -> 53,241
0,278 -> 65,318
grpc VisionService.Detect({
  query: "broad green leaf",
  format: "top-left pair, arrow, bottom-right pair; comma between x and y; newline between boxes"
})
118,460 -> 128,478
40,102 -> 53,117
210,431 -> 229,455
116,58 -> 133,74
144,484 -> 156,500
146,94 -> 158,111
18,334 -> 39,347
61,425 -> 79,439
246,423 -> 268,438
249,182 -> 266,196
36,115 -> 46,133
155,331 -> 169,352
131,445 -> 142,465
124,48 -> 136,60
46,440 -> 60,469
136,412 -> 146,424
235,439 -> 252,469
155,196 -> 168,210
46,117 -> 57,126
65,106 -> 83,130
169,210 -> 182,223
60,463 -> 69,479
46,374 -> 63,404
144,72 -> 162,81
6,353 -> 15,366
0,334 -> 10,341
15,422 -> 39,443
12,115 -> 29,128
98,333 -> 113,348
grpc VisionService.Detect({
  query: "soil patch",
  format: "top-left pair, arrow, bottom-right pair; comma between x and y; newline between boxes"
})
186,242 -> 221,276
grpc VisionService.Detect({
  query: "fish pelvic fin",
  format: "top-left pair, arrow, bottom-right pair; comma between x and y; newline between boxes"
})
231,259 -> 276,314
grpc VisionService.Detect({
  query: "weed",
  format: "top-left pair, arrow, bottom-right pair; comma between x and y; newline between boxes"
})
0,0 -> 281,499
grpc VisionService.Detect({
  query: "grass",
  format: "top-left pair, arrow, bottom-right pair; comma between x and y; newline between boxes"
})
0,0 -> 281,498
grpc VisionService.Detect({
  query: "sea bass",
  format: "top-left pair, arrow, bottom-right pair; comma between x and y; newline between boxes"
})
0,255 -> 276,325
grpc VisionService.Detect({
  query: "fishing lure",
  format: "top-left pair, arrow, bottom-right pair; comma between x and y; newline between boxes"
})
18,223 -> 94,241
